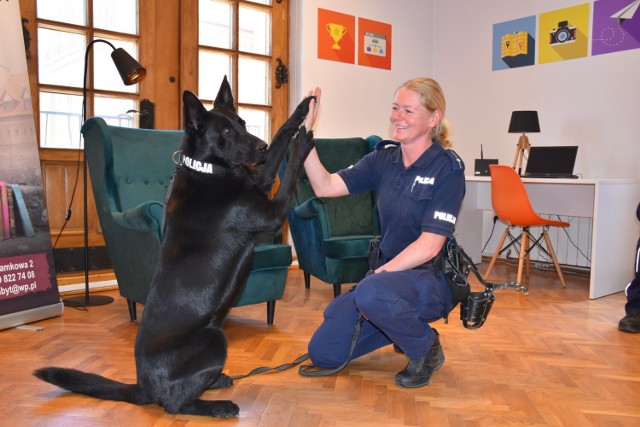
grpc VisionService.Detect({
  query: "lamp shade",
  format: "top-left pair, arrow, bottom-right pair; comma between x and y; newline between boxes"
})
508,110 -> 540,133
110,48 -> 146,85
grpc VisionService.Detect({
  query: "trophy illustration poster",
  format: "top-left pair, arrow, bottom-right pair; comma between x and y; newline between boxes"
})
318,8 -> 356,64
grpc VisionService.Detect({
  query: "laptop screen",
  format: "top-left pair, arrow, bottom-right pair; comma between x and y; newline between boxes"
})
525,146 -> 578,176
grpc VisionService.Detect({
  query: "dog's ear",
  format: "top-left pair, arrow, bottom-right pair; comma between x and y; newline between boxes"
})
213,75 -> 236,113
183,90 -> 207,133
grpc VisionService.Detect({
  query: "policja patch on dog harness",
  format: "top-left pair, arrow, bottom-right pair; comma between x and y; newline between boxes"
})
182,154 -> 214,174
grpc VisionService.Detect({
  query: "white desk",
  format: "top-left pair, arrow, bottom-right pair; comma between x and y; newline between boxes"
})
457,176 -> 640,299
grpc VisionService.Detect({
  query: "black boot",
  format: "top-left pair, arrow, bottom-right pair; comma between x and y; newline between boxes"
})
619,313 -> 640,333
395,332 -> 445,388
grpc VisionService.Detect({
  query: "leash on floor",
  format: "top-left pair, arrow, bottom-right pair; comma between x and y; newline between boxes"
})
230,242 -> 529,380
230,314 -> 364,381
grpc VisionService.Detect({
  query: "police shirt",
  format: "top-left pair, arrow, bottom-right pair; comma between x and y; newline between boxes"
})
337,140 -> 466,260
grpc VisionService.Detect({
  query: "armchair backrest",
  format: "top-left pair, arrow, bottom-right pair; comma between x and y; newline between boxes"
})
294,136 -> 382,236
81,118 -> 184,305
83,117 -> 182,215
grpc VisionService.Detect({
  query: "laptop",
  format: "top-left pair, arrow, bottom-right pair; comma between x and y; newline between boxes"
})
524,146 -> 579,178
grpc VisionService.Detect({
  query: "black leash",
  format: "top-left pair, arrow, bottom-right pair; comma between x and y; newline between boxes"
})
298,314 -> 364,377
231,314 -> 364,381
230,353 -> 311,380
229,241 -> 529,381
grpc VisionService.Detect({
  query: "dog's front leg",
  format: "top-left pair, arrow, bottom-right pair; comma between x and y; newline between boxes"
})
271,126 -> 315,220
253,96 -> 314,192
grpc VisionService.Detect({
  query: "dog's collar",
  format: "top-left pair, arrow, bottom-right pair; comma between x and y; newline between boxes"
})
173,150 -> 214,174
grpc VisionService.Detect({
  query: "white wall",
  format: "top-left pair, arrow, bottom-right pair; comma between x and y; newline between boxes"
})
294,0 -> 640,179
431,0 -> 640,263
291,0 -> 435,140
433,0 -> 640,179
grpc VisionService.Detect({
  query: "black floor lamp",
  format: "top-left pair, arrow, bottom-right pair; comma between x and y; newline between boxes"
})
65,39 -> 146,307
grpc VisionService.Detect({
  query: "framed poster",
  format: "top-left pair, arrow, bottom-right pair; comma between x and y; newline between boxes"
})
492,16 -> 537,70
318,8 -> 356,64
358,17 -> 392,70
538,4 -> 590,64
592,0 -> 640,56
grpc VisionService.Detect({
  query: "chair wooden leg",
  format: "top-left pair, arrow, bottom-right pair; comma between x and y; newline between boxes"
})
484,228 -> 510,280
266,300 -> 276,325
525,229 -> 531,277
517,230 -> 529,285
333,284 -> 342,297
127,299 -> 137,322
543,229 -> 567,288
304,271 -> 311,289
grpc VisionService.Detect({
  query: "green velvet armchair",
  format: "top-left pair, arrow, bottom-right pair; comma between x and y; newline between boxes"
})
286,136 -> 382,297
82,117 -> 292,324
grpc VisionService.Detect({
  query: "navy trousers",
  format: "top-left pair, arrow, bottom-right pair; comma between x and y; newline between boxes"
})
624,202 -> 640,315
625,237 -> 640,315
308,268 -> 454,368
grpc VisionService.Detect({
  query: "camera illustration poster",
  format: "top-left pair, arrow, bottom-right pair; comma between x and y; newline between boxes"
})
492,16 -> 537,70
592,0 -> 640,56
538,3 -> 590,64
0,0 -> 62,329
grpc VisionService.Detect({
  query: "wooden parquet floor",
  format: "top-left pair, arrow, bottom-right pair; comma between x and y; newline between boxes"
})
1,262 -> 639,427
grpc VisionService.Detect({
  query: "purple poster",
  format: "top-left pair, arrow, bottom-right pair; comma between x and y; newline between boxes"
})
592,0 -> 640,55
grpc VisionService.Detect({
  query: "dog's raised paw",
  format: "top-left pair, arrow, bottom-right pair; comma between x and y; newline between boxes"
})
291,96 -> 314,123
295,127 -> 315,152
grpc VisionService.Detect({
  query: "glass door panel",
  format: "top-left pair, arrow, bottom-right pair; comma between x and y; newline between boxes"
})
198,51 -> 233,100
238,57 -> 269,105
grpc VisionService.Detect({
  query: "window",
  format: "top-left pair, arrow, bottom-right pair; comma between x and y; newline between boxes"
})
198,0 -> 278,142
36,0 -> 141,149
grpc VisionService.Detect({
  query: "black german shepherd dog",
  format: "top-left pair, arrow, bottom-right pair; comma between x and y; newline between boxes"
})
34,77 -> 315,418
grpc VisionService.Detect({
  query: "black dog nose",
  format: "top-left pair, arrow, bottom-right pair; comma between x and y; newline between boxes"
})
259,143 -> 268,152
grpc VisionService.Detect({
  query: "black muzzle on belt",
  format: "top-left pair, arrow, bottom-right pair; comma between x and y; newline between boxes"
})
367,236 -> 528,329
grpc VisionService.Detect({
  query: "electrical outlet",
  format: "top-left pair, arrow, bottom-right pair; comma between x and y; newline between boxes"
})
534,262 -> 552,270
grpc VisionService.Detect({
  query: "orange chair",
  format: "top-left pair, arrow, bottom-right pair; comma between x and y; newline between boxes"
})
483,164 -> 570,287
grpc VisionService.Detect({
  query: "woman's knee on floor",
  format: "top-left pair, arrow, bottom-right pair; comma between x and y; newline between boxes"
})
308,291 -> 361,368
308,330 -> 351,368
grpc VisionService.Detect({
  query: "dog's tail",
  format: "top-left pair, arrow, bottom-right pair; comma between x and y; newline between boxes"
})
34,367 -> 149,405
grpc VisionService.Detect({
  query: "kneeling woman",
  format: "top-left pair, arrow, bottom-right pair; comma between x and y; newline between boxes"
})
301,77 -> 466,388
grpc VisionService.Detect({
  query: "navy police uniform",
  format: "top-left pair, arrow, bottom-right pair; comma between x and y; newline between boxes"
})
308,140 -> 466,368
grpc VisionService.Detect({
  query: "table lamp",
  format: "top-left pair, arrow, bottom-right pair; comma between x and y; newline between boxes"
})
508,110 -> 539,175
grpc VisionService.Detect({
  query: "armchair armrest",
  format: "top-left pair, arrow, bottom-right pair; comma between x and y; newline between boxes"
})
293,197 -> 323,218
111,201 -> 164,241
292,197 -> 330,238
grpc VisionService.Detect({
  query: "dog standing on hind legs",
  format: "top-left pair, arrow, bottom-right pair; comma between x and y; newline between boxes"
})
34,77 -> 316,418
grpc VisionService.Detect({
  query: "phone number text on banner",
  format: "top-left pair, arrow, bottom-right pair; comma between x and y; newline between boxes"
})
0,253 -> 53,301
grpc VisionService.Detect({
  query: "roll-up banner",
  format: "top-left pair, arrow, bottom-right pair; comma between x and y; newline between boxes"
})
0,0 -> 63,330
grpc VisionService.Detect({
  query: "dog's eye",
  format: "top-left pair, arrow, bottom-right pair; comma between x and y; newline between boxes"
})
222,128 -> 231,136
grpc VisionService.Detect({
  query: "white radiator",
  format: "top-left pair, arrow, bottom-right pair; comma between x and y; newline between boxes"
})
480,213 -> 592,269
